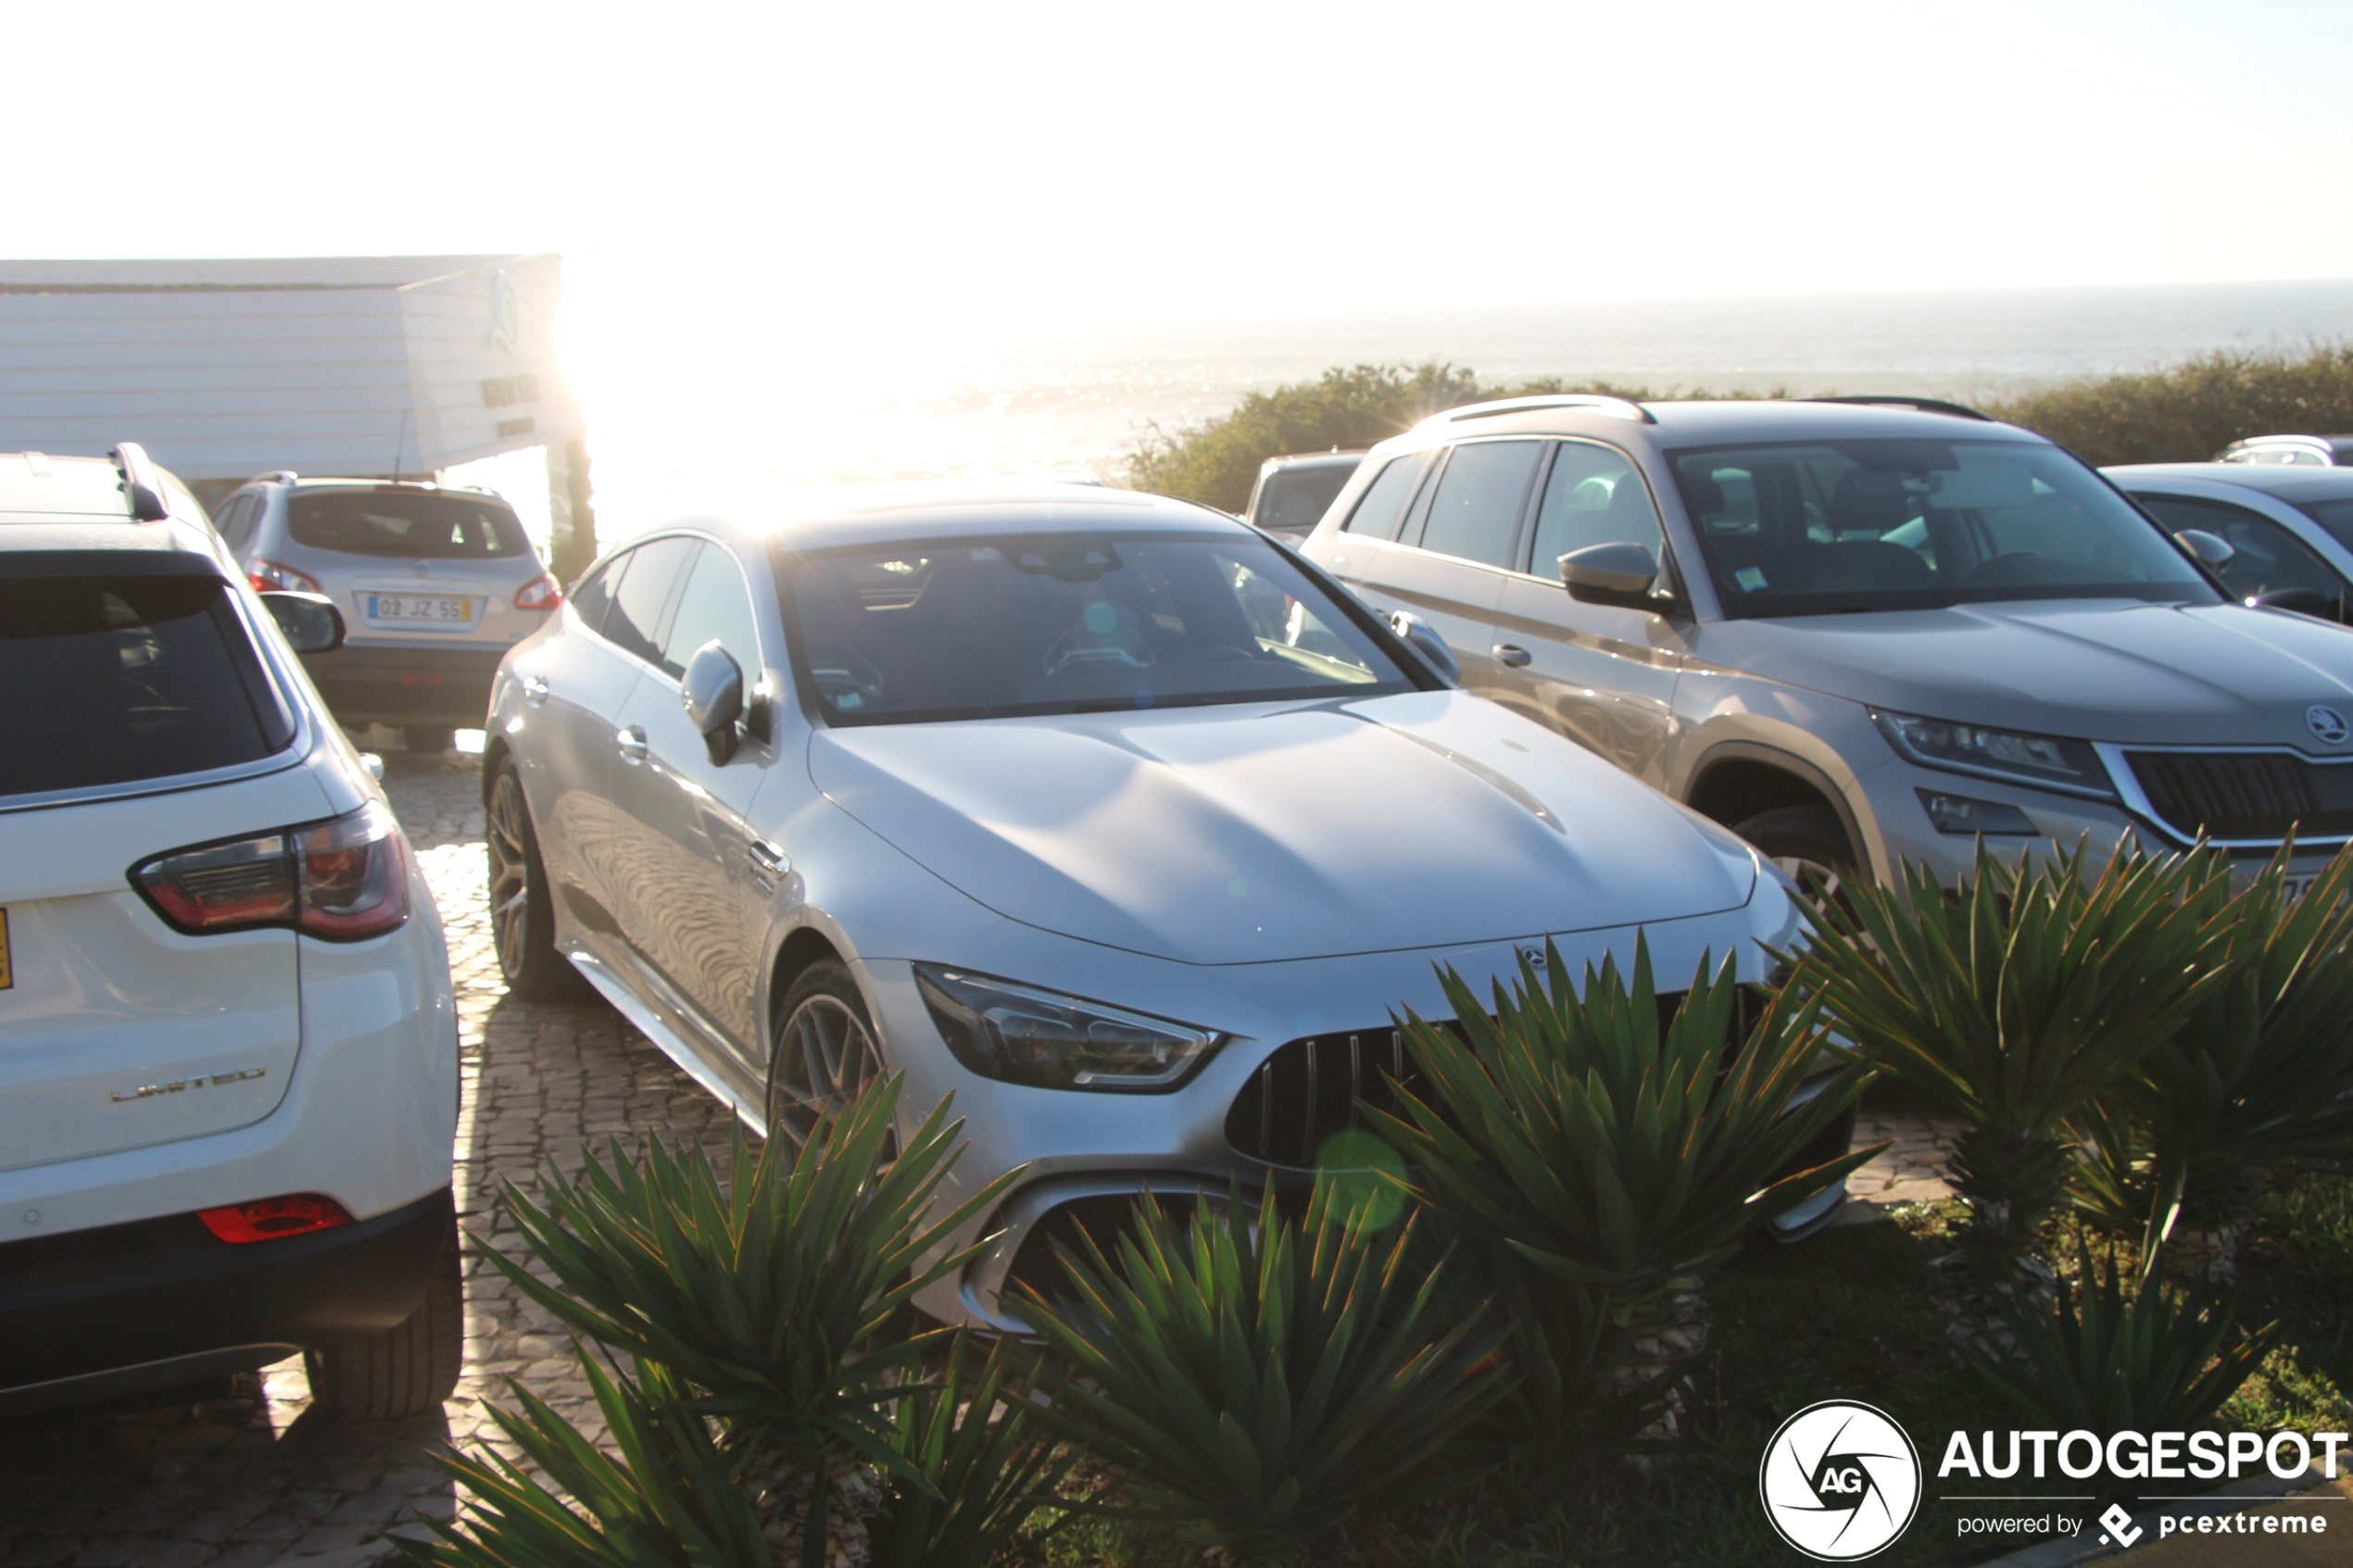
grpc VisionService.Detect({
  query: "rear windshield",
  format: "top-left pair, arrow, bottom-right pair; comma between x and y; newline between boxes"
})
1670,438 -> 2216,618
783,531 -> 1415,725
1254,462 -> 1359,532
288,490 -> 526,558
0,575 -> 295,798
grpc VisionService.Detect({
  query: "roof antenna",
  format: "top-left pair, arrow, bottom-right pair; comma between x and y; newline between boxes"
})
390,408 -> 409,484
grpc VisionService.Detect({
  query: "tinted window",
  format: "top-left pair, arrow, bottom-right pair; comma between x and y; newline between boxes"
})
287,490 -> 527,558
1672,439 -> 2213,617
2291,496 -> 2353,552
0,573 -> 293,797
2134,495 -> 2342,609
568,556 -> 623,634
784,532 -> 1413,725
1341,453 -> 1429,540
217,495 -> 259,554
602,536 -> 698,665
661,544 -> 762,680
1416,442 -> 1542,568
1255,462 -> 1359,532
1529,444 -> 1663,577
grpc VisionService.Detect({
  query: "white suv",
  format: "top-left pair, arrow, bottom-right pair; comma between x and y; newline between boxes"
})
0,445 -> 459,1420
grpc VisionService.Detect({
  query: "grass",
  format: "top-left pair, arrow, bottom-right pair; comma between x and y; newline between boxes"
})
1011,1173 -> 2353,1568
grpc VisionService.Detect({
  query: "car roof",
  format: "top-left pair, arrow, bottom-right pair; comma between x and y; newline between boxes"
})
0,452 -> 224,563
2105,462 -> 2353,501
660,483 -> 1247,557
1260,451 -> 1366,470
1377,397 -> 2049,453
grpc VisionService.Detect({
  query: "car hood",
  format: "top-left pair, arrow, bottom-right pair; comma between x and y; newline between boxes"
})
1703,600 -> 2353,745
807,690 -> 1756,965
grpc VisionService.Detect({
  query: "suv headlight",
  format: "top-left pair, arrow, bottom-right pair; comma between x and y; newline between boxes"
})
1873,709 -> 2111,797
913,965 -> 1223,1091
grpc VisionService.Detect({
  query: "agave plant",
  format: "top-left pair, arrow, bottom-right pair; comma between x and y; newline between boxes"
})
865,1334 -> 1085,1568
1014,1179 -> 1506,1565
2080,844 -> 2353,1274
1365,936 -> 1880,1447
480,1073 -> 1017,1566
403,1351 -> 770,1568
1971,1248 -> 2280,1466
1796,838 -> 2232,1253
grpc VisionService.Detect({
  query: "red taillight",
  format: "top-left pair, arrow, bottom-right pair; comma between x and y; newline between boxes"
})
198,1193 -> 354,1244
132,802 -> 410,941
248,558 -> 322,595
515,571 -> 562,612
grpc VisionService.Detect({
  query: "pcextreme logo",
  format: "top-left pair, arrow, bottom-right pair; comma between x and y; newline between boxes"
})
1759,1400 -> 1923,1561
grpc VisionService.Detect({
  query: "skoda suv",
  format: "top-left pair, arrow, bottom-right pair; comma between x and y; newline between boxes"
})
0,446 -> 459,1419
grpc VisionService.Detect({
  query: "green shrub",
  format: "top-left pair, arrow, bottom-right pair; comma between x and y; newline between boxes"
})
1368,937 -> 1878,1449
1014,1179 -> 1506,1565
1797,841 -> 2231,1257
1984,344 -> 2353,467
866,1334 -> 1084,1568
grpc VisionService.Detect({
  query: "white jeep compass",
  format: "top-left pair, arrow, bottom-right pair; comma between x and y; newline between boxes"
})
0,446 -> 459,1420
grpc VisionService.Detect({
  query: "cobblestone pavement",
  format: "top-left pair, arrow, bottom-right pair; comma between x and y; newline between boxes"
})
0,745 -> 1955,1566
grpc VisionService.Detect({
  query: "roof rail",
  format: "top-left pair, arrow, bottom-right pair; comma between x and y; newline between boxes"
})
111,443 -> 170,521
1804,395 -> 1993,421
247,470 -> 298,486
1420,394 -> 1655,429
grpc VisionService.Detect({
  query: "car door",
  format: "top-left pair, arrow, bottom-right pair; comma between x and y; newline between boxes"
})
1488,441 -> 1690,785
526,535 -> 695,949
1342,440 -> 1541,687
609,540 -> 777,1064
2130,492 -> 2349,621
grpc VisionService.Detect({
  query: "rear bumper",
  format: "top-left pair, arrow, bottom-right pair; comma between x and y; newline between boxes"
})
0,1186 -> 453,1414
300,642 -> 507,727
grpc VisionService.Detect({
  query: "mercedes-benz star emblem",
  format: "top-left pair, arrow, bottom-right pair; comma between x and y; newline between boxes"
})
1758,1399 -> 1921,1561
2309,705 -> 2348,745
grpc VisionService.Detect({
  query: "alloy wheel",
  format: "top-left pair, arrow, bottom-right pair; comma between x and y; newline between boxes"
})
769,995 -> 886,1159
1770,852 -> 1847,913
486,771 -> 535,983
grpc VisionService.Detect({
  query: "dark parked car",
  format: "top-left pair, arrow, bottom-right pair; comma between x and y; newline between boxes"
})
1244,451 -> 1365,539
2108,462 -> 2353,623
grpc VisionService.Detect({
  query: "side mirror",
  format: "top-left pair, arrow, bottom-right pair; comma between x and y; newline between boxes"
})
681,640 -> 746,764
260,590 -> 345,653
1560,541 -> 1663,610
1385,610 -> 1460,684
2175,528 -> 2236,567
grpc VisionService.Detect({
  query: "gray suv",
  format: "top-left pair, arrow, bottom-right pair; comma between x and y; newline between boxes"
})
1300,395 -> 2353,895
216,475 -> 560,752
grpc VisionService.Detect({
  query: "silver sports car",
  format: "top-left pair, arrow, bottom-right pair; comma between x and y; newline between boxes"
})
484,485 -> 1828,1328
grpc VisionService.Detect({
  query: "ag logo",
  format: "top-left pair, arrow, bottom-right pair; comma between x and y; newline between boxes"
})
2308,705 -> 2348,745
1758,1399 -> 1921,1561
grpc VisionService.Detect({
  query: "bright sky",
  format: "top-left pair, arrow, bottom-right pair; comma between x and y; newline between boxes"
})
13,0 -> 2353,521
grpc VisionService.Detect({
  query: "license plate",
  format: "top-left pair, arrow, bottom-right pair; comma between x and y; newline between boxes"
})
367,594 -> 471,623
0,908 -> 12,991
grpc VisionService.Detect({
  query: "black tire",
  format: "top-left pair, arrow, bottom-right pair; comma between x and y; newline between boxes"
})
768,960 -> 888,1161
403,725 -> 457,755
305,1212 -> 462,1423
485,759 -> 585,1000
1732,804 -> 1857,909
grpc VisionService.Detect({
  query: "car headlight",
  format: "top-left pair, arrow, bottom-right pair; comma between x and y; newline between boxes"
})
1873,709 -> 2111,797
913,964 -> 1223,1091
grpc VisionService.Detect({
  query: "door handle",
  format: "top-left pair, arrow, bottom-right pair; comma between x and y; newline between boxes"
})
522,673 -> 550,706
748,841 -> 791,885
1493,644 -> 1533,669
615,724 -> 648,763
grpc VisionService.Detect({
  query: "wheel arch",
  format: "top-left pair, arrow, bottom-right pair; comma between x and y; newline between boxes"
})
1680,740 -> 1871,873
766,925 -> 848,1035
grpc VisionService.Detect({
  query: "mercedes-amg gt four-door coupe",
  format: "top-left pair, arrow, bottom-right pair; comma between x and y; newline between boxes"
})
483,486 -> 1830,1329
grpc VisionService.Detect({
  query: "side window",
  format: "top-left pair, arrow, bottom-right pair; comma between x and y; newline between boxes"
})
1528,444 -> 1664,578
216,495 -> 258,555
661,543 -> 763,680
2133,495 -> 2342,608
568,555 -> 623,634
1341,452 -> 1430,540
602,535 -> 698,665
1414,440 -> 1543,568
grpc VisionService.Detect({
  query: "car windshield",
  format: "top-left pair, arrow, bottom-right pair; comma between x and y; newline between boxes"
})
0,571 -> 294,797
2291,496 -> 2353,552
782,530 -> 1414,724
1670,438 -> 2215,618
287,490 -> 526,558
1256,463 -> 1358,531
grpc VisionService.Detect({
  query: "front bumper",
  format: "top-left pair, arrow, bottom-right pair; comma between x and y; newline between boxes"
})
0,1186 -> 452,1415
300,642 -> 508,728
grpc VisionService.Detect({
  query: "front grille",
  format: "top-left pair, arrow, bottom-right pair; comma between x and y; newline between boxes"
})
1225,1027 -> 1425,1169
2126,751 -> 2353,843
